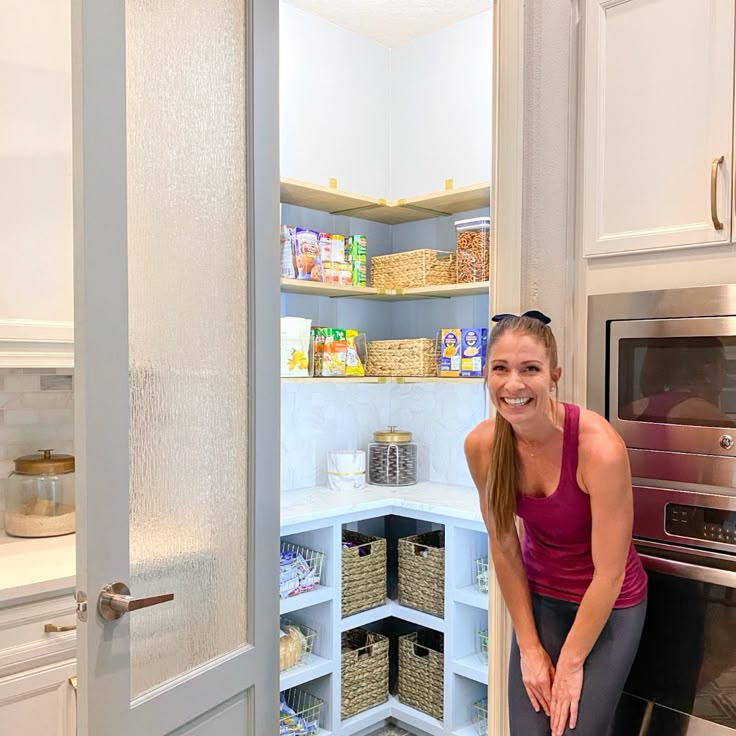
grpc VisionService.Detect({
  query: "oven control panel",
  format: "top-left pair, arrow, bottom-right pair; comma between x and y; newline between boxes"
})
666,504 -> 736,545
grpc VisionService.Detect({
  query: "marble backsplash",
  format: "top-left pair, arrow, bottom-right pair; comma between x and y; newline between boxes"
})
0,368 -> 74,512
281,381 -> 488,490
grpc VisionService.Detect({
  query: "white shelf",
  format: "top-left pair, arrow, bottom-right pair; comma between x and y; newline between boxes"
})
453,585 -> 488,611
282,376 -> 484,385
279,654 -> 333,691
340,600 -> 445,633
280,278 -> 490,300
339,700 -> 392,736
452,655 -> 488,686
279,586 -> 333,615
390,696 -> 445,736
452,725 -> 481,736
281,178 -> 490,225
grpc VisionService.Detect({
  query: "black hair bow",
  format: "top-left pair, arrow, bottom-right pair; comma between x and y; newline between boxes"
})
491,310 -> 551,325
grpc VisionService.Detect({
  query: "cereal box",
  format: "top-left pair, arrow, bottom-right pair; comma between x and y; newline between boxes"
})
440,329 -> 462,377
460,328 -> 488,377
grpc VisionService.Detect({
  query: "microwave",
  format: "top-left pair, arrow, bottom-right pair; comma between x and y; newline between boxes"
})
587,285 -> 736,488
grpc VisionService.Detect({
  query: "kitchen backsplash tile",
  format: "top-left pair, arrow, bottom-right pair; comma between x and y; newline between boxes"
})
281,381 -> 487,490
0,369 -> 74,513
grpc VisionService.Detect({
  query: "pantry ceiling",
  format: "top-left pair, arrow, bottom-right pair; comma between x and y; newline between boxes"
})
283,0 -> 492,47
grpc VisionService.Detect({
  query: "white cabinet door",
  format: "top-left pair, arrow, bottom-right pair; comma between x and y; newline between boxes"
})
581,0 -> 735,257
0,1 -> 74,349
73,1 -> 279,735
0,659 -> 76,736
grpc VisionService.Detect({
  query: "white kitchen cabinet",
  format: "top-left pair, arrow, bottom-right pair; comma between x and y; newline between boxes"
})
0,592 -> 77,736
581,0 -> 735,257
0,659 -> 76,736
0,2 -> 74,364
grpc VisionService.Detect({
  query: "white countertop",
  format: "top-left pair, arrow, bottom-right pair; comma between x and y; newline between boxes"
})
281,481 -> 483,529
0,528 -> 75,606
0,482 -> 483,606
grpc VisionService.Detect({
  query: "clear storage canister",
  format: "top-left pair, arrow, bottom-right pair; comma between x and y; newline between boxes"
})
368,426 -> 418,487
4,449 -> 75,538
455,217 -> 491,283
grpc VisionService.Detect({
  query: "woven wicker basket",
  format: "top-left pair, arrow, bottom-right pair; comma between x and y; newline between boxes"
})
398,530 -> 445,618
341,530 -> 387,618
341,629 -> 389,720
366,338 -> 438,378
370,249 -> 456,290
398,630 -> 444,721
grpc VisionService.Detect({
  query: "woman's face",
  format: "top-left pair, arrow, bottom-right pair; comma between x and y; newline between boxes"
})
487,331 -> 561,427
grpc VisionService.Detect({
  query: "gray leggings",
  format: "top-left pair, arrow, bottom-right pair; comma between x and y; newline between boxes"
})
508,593 -> 647,736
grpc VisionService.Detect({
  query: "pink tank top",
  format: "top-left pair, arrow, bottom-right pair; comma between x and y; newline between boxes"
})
515,403 -> 647,608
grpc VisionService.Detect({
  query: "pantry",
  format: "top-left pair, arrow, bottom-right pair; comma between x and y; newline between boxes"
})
276,3 -> 494,735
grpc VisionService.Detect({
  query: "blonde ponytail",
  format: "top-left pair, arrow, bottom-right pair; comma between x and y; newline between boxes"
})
486,410 -> 518,537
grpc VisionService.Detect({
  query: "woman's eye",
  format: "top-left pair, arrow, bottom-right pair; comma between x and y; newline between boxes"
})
491,365 -> 505,372
524,366 -> 540,372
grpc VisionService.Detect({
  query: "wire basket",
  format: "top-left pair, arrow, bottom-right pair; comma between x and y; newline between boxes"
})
473,697 -> 489,736
280,688 -> 324,734
280,541 -> 325,599
474,556 -> 489,594
478,628 -> 489,665
279,617 -> 317,671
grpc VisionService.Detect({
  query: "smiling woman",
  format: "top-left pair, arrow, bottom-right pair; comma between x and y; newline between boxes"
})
464,312 -> 647,736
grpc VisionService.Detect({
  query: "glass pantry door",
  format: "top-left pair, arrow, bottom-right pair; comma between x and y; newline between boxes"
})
71,1 -> 280,734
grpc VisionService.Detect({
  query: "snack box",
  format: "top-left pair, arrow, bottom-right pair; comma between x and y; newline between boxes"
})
460,328 -> 488,377
440,329 -> 462,377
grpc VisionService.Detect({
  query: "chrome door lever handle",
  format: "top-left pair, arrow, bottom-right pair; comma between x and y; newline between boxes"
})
97,582 -> 174,621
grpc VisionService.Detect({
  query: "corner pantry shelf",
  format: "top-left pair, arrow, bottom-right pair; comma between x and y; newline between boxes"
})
280,178 -> 490,225
280,279 -> 490,300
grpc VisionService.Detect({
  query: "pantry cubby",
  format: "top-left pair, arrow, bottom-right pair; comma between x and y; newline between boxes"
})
280,491 -> 489,736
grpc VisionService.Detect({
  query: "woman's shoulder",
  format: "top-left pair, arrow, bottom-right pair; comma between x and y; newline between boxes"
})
575,404 -> 628,463
464,417 -> 495,456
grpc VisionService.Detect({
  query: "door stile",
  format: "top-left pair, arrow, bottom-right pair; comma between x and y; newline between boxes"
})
71,2 -> 132,735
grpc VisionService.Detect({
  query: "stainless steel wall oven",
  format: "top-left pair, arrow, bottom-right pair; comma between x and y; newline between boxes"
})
588,285 -> 736,735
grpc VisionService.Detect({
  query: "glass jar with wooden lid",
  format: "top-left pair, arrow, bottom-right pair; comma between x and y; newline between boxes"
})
4,449 -> 75,537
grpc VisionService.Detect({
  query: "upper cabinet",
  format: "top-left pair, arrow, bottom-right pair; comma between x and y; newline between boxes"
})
0,3 -> 73,364
581,0 -> 735,258
279,4 -> 492,201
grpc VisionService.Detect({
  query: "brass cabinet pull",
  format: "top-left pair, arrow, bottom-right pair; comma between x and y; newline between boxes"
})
711,155 -> 725,230
44,622 -> 77,633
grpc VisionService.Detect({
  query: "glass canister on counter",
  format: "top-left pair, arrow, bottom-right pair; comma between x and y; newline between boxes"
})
367,426 -> 418,487
4,449 -> 75,538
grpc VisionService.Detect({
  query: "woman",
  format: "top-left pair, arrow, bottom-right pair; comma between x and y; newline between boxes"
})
464,311 -> 647,736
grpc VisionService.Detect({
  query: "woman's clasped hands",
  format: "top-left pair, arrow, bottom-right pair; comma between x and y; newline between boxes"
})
521,645 -> 583,735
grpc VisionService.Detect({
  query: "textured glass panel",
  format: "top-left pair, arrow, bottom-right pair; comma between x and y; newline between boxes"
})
126,0 -> 247,698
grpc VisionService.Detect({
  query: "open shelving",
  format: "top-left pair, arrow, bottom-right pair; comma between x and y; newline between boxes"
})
280,177 -> 490,225
279,501 -> 489,736
280,278 -> 490,301
281,376 -> 485,385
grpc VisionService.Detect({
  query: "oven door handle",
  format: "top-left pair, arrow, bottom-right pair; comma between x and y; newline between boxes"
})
639,552 -> 736,589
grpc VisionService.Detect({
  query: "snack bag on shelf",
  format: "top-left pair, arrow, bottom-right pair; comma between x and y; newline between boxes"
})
280,225 -> 297,279
345,330 -> 366,376
321,328 -> 348,376
295,228 -> 321,281
311,327 -> 326,376
280,316 -> 312,377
